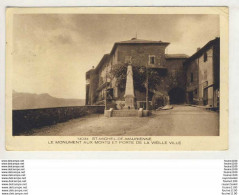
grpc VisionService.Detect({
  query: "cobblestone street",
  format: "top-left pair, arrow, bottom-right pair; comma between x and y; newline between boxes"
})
28,105 -> 219,136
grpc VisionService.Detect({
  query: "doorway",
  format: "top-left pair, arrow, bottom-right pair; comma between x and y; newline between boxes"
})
203,88 -> 208,105
188,91 -> 193,104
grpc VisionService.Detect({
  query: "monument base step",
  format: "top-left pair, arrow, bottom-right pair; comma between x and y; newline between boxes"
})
104,109 -> 149,117
112,110 -> 138,117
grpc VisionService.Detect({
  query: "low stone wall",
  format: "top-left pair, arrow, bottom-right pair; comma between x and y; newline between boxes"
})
12,106 -> 105,135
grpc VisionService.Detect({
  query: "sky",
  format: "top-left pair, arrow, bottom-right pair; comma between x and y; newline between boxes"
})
12,14 -> 219,99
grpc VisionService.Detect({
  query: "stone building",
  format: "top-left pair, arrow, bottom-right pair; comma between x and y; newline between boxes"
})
86,54 -> 110,105
184,37 -> 220,108
85,38 -> 189,109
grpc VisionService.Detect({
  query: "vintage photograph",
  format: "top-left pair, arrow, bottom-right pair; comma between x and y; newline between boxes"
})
11,13 -> 220,136
5,7 -> 228,151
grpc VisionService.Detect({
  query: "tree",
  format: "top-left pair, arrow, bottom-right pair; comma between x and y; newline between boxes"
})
110,62 -> 162,93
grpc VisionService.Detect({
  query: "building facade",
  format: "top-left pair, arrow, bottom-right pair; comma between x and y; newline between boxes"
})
86,38 -> 188,109
86,37 -> 220,110
184,37 -> 220,108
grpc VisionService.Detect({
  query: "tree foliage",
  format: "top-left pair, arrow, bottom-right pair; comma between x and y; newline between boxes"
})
110,63 -> 162,92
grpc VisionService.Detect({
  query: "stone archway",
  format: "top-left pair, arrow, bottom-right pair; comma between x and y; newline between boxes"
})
168,87 -> 185,104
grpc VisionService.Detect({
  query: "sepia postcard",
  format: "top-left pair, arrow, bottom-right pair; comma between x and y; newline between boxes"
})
5,7 -> 228,151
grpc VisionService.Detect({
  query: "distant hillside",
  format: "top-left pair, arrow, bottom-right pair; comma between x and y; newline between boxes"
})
12,90 -> 85,110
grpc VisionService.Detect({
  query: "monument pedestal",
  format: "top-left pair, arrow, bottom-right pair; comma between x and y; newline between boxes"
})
105,63 -> 150,117
124,95 -> 135,110
124,64 -> 135,110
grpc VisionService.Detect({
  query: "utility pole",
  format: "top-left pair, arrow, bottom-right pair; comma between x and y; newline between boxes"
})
146,63 -> 149,110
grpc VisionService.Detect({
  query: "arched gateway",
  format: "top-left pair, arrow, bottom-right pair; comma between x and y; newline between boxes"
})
168,87 -> 185,104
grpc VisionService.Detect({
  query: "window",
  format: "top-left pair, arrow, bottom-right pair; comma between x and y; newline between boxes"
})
194,89 -> 197,95
191,73 -> 194,82
149,55 -> 155,64
204,70 -> 207,80
204,52 -> 208,62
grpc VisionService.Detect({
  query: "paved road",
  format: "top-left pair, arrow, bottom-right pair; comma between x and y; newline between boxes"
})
29,105 -> 219,136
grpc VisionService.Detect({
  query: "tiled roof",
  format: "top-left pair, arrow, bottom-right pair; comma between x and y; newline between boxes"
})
117,38 -> 168,44
165,54 -> 189,59
111,38 -> 170,55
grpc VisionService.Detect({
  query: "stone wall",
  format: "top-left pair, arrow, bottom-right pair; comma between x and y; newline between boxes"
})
117,44 -> 167,67
89,71 -> 99,105
12,106 -> 105,135
185,59 -> 199,91
162,58 -> 186,92
115,45 -> 186,102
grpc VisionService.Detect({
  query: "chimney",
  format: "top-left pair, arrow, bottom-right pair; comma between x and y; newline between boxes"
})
197,48 -> 201,52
